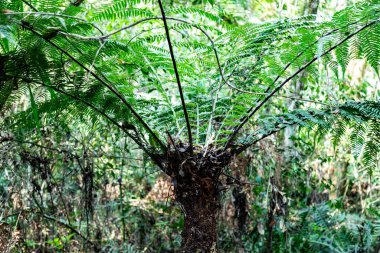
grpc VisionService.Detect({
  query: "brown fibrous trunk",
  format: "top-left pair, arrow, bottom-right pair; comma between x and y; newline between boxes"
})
162,142 -> 232,253
176,175 -> 219,252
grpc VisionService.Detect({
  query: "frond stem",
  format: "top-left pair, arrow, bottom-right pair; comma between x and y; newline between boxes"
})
38,82 -> 165,170
5,11 -> 104,35
225,84 -> 330,106
230,17 -> 373,132
157,0 -> 193,152
224,19 -> 380,151
22,25 -> 167,152
21,0 -> 38,12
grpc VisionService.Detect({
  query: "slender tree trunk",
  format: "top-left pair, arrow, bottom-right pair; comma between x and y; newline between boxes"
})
305,0 -> 319,15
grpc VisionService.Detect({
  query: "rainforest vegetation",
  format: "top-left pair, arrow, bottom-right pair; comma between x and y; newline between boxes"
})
0,0 -> 380,252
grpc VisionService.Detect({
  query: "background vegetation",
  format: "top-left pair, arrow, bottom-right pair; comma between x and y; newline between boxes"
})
0,0 -> 380,252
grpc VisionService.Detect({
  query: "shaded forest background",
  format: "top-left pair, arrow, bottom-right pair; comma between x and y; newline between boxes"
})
1,0 -> 380,252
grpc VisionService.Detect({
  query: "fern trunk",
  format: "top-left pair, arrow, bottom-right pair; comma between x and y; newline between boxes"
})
176,175 -> 219,252
165,144 -> 230,252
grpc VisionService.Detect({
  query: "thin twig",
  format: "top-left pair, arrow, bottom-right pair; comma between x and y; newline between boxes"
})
221,172 -> 256,186
41,214 -> 94,245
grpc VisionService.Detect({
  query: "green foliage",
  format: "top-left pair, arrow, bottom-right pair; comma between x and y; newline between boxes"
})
278,204 -> 380,252
235,101 -> 380,172
1,0 -> 380,150
1,0 -> 380,252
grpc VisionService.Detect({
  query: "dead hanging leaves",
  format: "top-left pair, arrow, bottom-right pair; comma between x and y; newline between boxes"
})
268,176 -> 288,231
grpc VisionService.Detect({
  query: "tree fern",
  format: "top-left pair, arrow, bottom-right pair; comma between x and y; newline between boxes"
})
2,0 -> 380,251
1,0 -> 379,156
